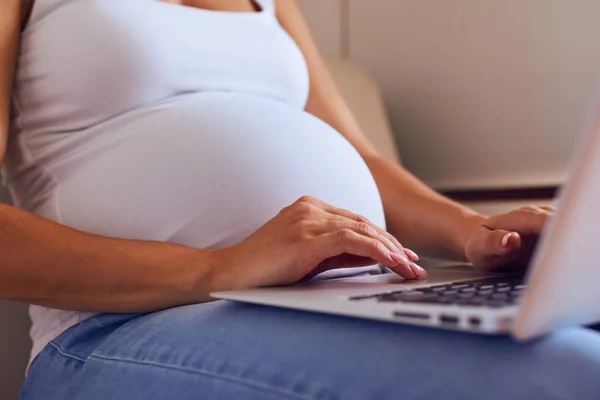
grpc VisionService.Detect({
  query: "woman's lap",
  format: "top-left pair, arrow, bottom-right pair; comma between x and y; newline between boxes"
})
21,301 -> 600,400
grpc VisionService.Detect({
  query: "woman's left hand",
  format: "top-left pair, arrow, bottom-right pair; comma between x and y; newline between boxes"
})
464,205 -> 555,271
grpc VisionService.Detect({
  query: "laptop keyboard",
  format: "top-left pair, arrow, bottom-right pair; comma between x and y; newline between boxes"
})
349,276 -> 526,308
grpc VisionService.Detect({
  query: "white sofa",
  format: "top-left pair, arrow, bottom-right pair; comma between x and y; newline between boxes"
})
0,59 -> 400,399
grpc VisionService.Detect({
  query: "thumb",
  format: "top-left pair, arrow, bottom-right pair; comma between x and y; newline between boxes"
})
487,230 -> 521,255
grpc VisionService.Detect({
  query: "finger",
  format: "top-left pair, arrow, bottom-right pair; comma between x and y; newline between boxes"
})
477,249 -> 524,271
315,219 -> 407,263
482,229 -> 522,258
391,252 -> 427,278
409,262 -> 427,278
520,205 -> 553,215
500,231 -> 522,252
319,219 -> 425,277
519,205 -> 541,212
321,217 -> 424,276
317,230 -> 420,279
484,209 -> 550,236
296,196 -> 422,274
539,205 -> 556,213
318,202 -> 411,258
404,248 -> 420,261
300,196 -> 404,249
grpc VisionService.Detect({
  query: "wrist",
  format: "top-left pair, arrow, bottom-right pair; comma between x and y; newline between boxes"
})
200,247 -> 245,296
455,213 -> 488,261
181,248 -> 230,303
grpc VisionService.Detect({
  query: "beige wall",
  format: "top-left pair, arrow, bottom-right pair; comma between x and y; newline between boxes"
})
297,0 -> 344,57
298,0 -> 600,191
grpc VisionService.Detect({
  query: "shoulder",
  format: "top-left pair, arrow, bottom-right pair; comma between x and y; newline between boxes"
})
274,0 -> 304,26
274,0 -> 295,13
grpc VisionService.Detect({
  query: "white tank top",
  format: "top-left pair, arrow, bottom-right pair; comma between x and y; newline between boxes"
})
4,0 -> 385,366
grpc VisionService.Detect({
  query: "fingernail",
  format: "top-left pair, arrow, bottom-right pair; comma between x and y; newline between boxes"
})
390,252 -> 409,264
404,248 -> 420,261
411,262 -> 427,277
501,233 -> 514,248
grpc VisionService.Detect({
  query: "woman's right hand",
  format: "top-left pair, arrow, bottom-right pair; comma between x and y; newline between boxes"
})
214,196 -> 426,289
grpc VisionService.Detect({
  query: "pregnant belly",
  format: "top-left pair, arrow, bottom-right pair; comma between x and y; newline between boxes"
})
49,92 -> 385,249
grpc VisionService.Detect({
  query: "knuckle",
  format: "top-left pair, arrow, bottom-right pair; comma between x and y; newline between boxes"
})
350,211 -> 370,224
296,230 -> 314,243
297,195 -> 317,205
278,204 -> 292,215
540,206 -> 555,214
336,228 -> 355,242
521,205 -> 542,214
487,232 -> 500,247
294,201 -> 316,216
290,219 -> 314,240
355,213 -> 370,223
369,239 -> 384,254
356,222 -> 376,236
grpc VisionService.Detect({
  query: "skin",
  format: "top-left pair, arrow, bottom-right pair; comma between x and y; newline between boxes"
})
0,0 -> 553,313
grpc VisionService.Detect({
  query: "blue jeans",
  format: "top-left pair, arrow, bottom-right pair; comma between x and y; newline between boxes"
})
21,301 -> 600,400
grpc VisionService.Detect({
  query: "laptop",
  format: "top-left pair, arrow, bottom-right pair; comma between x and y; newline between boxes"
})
212,98 -> 600,341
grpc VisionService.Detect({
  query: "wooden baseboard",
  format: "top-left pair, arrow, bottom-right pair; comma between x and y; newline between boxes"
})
440,186 -> 559,202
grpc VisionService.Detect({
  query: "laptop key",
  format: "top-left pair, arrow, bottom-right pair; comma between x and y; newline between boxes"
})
365,275 -> 526,306
403,293 -> 440,302
349,295 -> 375,301
376,291 -> 427,302
485,301 -> 509,308
442,290 -> 459,295
515,284 -> 527,290
450,284 -> 471,289
455,299 -> 483,306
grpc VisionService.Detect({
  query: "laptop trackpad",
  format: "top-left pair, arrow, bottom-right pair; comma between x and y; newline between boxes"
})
250,264 -> 507,299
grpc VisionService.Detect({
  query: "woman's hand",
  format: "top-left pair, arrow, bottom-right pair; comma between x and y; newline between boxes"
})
464,205 -> 555,271
215,196 -> 425,289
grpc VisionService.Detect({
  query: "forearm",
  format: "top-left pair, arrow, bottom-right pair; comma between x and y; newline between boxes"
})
0,203 -> 228,312
364,154 -> 487,261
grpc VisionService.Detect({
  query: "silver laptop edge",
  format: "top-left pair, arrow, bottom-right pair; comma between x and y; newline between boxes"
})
513,94 -> 600,340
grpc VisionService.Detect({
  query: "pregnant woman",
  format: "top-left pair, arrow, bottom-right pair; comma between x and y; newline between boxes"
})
1,0 -> 599,398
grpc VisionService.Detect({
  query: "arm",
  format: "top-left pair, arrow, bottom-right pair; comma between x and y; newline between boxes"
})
0,2 -> 225,311
277,0 -> 486,261
0,204 -> 223,312
0,1 -> 420,311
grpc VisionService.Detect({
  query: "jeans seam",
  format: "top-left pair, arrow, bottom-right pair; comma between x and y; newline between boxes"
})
88,353 -> 319,400
48,341 -> 87,363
